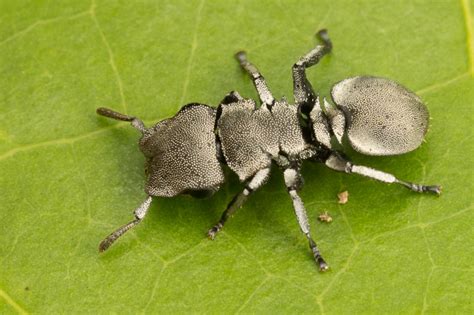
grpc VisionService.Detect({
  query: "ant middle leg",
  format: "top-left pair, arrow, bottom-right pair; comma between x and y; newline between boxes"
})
235,51 -> 275,108
207,167 -> 271,239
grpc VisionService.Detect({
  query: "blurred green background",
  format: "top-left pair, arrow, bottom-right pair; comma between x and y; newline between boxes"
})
1,0 -> 473,313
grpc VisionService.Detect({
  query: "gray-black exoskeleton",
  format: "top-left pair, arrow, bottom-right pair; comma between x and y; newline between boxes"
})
97,29 -> 441,271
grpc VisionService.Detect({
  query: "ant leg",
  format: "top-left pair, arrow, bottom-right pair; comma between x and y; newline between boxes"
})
325,152 -> 442,195
96,107 -> 147,134
207,167 -> 271,239
99,196 -> 153,252
284,167 -> 329,271
234,51 -> 275,108
292,29 -> 332,115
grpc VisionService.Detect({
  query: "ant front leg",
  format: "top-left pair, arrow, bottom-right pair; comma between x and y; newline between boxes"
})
292,29 -> 332,115
325,152 -> 442,195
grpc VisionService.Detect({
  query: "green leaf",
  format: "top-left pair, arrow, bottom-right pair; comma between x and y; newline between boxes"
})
1,0 -> 473,313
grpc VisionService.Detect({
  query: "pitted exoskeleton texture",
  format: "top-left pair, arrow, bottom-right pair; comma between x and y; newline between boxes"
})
217,98 -> 273,181
331,76 -> 429,155
217,99 -> 309,181
139,104 -> 225,197
272,100 -> 309,157
97,29 -> 440,270
309,98 -> 332,148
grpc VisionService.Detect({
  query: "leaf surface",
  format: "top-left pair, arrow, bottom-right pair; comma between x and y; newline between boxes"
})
1,0 -> 473,313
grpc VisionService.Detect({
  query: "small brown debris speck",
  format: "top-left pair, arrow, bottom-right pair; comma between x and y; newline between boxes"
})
337,191 -> 349,204
318,211 -> 333,223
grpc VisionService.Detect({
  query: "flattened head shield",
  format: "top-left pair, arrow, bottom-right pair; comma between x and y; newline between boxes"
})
331,76 -> 429,156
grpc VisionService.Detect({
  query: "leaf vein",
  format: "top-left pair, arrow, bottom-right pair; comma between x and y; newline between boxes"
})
90,0 -> 127,113
144,266 -> 166,310
179,0 -> 206,107
424,205 -> 472,227
0,115 -> 169,162
166,239 -> 209,266
0,288 -> 28,315
421,267 -> 434,314
223,231 -> 270,275
0,124 -> 121,161
235,276 -> 270,314
71,143 -> 92,222
318,243 -> 359,307
416,72 -> 470,95
461,0 -> 474,75
0,11 -> 89,46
